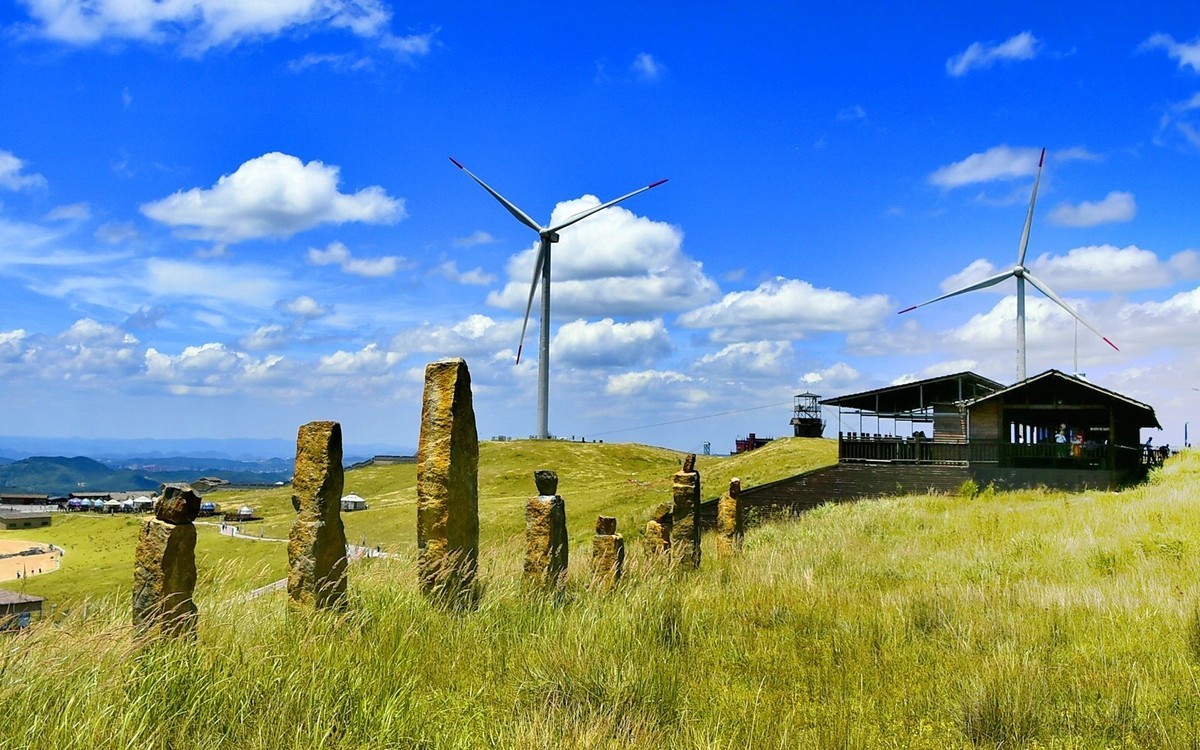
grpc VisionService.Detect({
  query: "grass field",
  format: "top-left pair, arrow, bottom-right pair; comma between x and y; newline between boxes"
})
4,440 -> 1200,748
0,437 -> 836,607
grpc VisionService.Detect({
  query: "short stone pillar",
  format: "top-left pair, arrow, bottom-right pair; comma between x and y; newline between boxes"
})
525,470 -> 568,587
592,516 -> 624,587
671,453 -> 701,569
417,358 -> 480,599
716,478 -> 744,559
644,501 -> 673,557
288,421 -> 348,609
133,483 -> 199,638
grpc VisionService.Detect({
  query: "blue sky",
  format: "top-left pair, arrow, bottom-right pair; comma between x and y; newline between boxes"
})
2,2 -> 1200,454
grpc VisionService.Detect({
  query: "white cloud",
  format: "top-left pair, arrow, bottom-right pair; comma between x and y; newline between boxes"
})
631,52 -> 663,81
279,295 -> 329,319
553,318 -> 671,368
0,149 -> 46,191
486,195 -> 718,317
400,314 -> 522,359
144,343 -> 288,395
433,260 -> 496,286
938,258 -> 1000,294
307,241 -> 408,277
94,221 -> 139,244
800,363 -> 861,391
51,319 -> 142,380
1047,191 -> 1135,227
837,104 -> 867,122
929,145 -> 1096,189
240,324 -> 290,351
141,152 -> 404,243
677,277 -> 892,342
453,230 -> 498,247
946,31 -> 1041,76
18,0 -> 396,53
694,341 -> 793,378
605,369 -> 692,397
1143,33 -> 1200,73
317,343 -> 403,375
44,202 -> 91,222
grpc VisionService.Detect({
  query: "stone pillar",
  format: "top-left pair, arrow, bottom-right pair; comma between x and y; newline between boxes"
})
417,358 -> 480,599
644,501 -> 673,557
133,483 -> 199,638
288,421 -> 348,609
525,470 -> 568,587
592,515 -> 625,587
671,453 -> 701,569
716,478 -> 743,559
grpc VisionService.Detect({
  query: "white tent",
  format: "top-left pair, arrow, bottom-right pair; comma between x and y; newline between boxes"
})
340,494 -> 368,512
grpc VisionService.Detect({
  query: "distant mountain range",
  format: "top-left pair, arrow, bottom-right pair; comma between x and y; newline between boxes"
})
0,455 -> 295,496
0,435 -> 413,463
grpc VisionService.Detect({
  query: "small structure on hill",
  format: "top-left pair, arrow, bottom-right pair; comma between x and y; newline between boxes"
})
734,433 -> 772,454
0,512 -> 51,530
0,589 -> 43,630
823,369 -> 1160,490
790,392 -> 825,437
340,494 -> 368,512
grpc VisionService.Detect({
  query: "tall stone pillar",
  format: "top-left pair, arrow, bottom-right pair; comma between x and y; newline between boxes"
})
133,483 -> 199,638
644,501 -> 673,558
671,453 -> 701,569
417,358 -> 480,599
592,516 -> 625,588
288,421 -> 348,609
525,470 -> 568,588
716,477 -> 744,559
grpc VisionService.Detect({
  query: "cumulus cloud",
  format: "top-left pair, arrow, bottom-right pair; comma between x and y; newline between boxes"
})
605,369 -> 693,397
553,318 -> 671,368
677,277 -> 892,342
54,319 -> 142,380
307,241 -> 408,277
694,341 -> 793,378
317,343 -> 403,375
929,145 -> 1095,189
1047,191 -> 1135,227
800,362 -> 862,391
278,295 -> 330,319
399,314 -> 522,359
1031,245 -> 1200,293
631,52 -> 664,81
1143,33 -> 1200,73
0,149 -> 46,191
17,0 -> 403,53
141,153 -> 404,243
946,31 -> 1041,76
144,342 -> 288,395
453,230 -> 498,247
433,260 -> 495,286
487,196 -> 718,317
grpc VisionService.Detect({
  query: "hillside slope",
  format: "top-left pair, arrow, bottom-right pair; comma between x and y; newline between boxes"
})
4,449 -> 1200,747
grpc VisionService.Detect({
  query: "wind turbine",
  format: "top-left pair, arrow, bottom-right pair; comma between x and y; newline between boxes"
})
450,158 -> 668,439
899,147 -> 1118,381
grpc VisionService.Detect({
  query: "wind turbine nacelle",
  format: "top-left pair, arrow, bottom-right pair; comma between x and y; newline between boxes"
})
544,232 -> 561,243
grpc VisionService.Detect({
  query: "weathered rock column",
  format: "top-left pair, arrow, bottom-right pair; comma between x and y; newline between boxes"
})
644,501 -> 673,558
525,470 -> 568,588
288,421 -> 348,610
417,358 -> 480,599
671,454 -> 701,569
592,516 -> 625,588
716,478 -> 743,559
133,483 -> 199,638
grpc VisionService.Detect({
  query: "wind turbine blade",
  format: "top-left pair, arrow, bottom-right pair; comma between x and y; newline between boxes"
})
897,270 -> 1015,314
1023,270 -> 1119,351
547,179 -> 668,234
449,157 -> 544,234
515,241 -> 549,364
1016,147 -> 1046,267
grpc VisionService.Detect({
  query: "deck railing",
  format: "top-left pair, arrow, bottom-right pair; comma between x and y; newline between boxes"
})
837,433 -> 1147,470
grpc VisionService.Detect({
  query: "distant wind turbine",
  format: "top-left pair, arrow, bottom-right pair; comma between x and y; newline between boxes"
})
450,158 -> 668,439
899,147 -> 1118,381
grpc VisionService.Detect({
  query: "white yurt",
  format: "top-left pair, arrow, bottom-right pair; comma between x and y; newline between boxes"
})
340,494 -> 368,512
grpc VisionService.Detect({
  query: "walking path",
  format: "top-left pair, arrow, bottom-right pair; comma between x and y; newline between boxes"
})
243,544 -> 396,600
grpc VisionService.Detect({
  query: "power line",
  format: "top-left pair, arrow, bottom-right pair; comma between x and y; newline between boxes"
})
589,400 -> 793,438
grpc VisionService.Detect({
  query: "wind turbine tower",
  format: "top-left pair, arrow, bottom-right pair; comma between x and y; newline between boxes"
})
450,158 -> 667,439
899,148 -> 1118,381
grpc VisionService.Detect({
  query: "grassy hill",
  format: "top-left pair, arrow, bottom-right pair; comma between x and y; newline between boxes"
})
6,440 -> 1200,748
3,437 -> 836,606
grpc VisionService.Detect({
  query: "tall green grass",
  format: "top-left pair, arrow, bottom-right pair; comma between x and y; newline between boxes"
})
5,446 -> 1200,747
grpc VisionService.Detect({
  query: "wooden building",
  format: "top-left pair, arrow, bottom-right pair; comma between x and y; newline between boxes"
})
0,512 -> 52,531
823,370 -> 1159,490
0,588 -> 44,630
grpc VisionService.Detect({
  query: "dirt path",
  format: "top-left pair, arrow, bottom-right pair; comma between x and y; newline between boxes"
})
0,539 -> 62,582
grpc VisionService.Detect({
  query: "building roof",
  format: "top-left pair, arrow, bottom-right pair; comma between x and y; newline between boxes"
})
821,371 -> 1005,416
966,369 -> 1161,429
0,588 -> 44,606
0,512 -> 51,521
